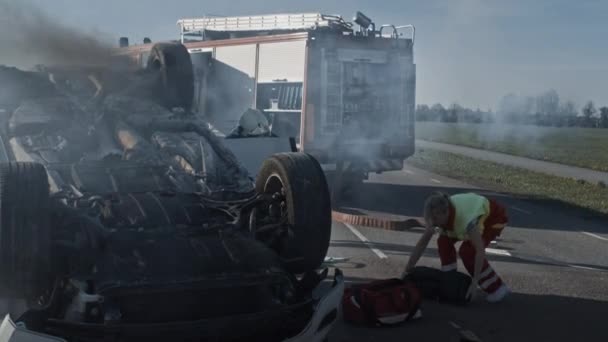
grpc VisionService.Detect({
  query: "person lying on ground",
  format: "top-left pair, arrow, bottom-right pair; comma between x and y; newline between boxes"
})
403,192 -> 510,303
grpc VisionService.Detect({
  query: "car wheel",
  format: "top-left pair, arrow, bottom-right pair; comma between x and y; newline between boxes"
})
146,42 -> 194,110
0,162 -> 53,303
256,153 -> 331,274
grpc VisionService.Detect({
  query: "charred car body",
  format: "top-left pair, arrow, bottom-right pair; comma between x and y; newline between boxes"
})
0,42 -> 342,342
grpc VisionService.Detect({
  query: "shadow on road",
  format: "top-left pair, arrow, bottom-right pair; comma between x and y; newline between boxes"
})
330,291 -> 608,342
455,292 -> 608,342
338,182 -> 608,234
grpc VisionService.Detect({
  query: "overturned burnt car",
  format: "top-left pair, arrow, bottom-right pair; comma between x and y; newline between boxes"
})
0,43 -> 342,342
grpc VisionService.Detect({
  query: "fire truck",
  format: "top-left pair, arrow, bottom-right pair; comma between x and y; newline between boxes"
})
115,12 -> 416,197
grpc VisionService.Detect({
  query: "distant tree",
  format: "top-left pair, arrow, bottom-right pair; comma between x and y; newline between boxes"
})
431,103 -> 448,122
559,101 -> 577,117
534,90 -> 560,126
417,91 -> 595,128
497,93 -> 520,123
523,96 -> 537,125
581,101 -> 597,127
416,104 -> 431,121
472,108 -> 482,123
536,90 -> 559,116
484,108 -> 496,123
524,96 -> 536,115
498,93 -> 539,124
599,107 -> 608,129
448,103 -> 463,123
557,100 -> 577,127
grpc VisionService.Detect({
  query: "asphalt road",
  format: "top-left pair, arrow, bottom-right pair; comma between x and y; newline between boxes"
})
416,139 -> 608,184
327,163 -> 608,342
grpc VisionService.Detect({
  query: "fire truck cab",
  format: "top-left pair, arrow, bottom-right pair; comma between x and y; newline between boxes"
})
119,12 -> 416,198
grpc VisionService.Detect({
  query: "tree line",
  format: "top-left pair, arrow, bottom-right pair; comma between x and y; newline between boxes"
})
416,90 -> 608,128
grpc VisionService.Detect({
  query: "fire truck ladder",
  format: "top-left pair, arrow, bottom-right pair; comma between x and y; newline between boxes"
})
177,13 -> 352,42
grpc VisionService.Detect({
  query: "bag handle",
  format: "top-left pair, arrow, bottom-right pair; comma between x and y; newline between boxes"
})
352,287 -> 378,325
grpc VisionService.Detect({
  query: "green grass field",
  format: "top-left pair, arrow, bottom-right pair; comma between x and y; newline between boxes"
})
409,148 -> 608,215
416,122 -> 608,172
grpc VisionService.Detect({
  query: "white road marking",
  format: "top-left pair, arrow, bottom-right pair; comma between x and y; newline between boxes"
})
568,264 -> 604,272
511,206 -> 532,215
485,248 -> 512,257
430,178 -> 442,184
404,169 -> 415,175
489,250 -> 605,272
344,223 -> 388,259
581,231 -> 608,242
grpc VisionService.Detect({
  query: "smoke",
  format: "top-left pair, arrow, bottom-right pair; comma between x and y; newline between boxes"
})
0,0 -> 115,69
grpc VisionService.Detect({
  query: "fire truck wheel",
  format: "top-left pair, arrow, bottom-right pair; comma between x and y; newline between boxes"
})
256,153 -> 332,274
0,162 -> 53,304
146,42 -> 194,111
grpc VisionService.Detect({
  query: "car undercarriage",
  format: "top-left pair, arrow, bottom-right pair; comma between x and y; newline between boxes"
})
0,43 -> 341,342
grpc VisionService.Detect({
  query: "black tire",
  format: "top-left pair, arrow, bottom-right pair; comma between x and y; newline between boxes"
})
0,162 -> 52,301
146,42 -> 194,110
256,153 -> 331,273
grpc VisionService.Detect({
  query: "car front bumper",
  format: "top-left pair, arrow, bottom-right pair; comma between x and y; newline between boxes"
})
284,269 -> 345,342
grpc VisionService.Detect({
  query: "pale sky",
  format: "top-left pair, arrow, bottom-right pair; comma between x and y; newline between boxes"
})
6,0 -> 608,109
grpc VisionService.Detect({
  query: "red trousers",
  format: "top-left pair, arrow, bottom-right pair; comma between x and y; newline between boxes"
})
437,226 -> 505,294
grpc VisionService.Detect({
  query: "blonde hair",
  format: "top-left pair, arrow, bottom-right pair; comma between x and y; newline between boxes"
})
424,192 -> 450,227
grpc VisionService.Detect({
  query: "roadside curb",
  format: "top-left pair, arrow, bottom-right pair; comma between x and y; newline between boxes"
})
331,209 -> 425,231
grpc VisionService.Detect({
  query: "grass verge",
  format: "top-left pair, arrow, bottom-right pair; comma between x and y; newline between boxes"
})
416,122 -> 608,172
409,148 -> 608,215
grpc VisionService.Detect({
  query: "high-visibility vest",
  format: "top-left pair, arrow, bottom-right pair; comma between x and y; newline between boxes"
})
444,193 -> 490,240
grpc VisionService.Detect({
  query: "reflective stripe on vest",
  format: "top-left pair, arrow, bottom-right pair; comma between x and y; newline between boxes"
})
445,193 -> 490,240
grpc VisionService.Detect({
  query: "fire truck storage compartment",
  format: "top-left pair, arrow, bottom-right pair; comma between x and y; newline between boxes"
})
304,32 -> 415,162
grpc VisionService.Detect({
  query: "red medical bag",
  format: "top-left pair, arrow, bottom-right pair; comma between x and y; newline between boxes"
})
342,278 -> 422,326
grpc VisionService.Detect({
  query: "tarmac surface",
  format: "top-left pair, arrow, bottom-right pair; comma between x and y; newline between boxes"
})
327,163 -> 608,342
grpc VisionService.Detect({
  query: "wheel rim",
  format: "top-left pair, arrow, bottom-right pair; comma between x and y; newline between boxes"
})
264,173 -> 284,195
257,173 -> 289,253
